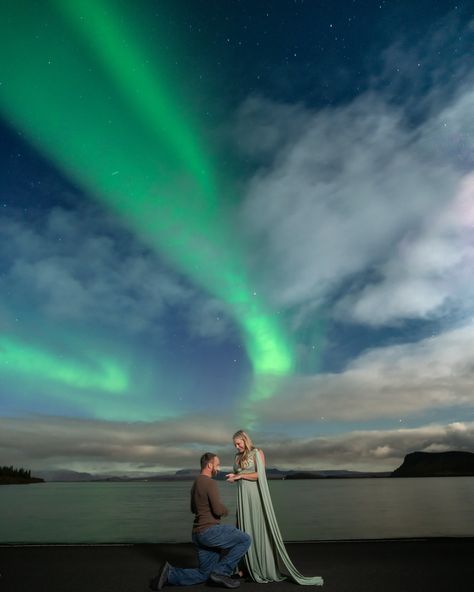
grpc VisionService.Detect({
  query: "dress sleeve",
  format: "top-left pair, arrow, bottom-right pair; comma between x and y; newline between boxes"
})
255,449 -> 266,481
254,448 -> 324,585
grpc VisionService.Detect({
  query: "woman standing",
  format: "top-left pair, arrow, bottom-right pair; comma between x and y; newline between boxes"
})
226,430 -> 324,585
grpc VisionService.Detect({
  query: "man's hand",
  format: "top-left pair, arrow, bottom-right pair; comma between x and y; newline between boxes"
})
226,473 -> 240,482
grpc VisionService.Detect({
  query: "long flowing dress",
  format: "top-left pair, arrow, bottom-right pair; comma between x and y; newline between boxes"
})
234,448 -> 324,585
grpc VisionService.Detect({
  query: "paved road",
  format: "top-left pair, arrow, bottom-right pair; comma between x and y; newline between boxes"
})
1,538 -> 473,592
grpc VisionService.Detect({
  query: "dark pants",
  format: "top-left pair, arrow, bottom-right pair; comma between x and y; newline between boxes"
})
167,525 -> 252,586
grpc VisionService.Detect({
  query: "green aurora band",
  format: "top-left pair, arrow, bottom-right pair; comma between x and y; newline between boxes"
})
0,0 -> 295,413
0,335 -> 127,393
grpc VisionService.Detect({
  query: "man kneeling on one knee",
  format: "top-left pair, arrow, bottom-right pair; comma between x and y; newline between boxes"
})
150,452 -> 252,589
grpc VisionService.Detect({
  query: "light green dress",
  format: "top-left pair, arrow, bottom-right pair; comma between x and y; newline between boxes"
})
234,448 -> 324,585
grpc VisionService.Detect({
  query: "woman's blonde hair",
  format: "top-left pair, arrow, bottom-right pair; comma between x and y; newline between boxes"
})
233,429 -> 255,468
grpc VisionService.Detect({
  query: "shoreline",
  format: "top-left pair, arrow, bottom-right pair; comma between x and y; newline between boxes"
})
1,535 -> 473,546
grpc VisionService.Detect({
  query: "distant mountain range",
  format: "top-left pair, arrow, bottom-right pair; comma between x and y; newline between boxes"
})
31,467 -> 391,482
27,450 -> 473,483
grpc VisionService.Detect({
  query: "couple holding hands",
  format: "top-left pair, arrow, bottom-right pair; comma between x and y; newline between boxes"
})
150,430 -> 323,589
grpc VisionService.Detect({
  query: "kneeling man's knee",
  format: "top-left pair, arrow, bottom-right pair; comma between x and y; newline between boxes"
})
243,532 -> 251,549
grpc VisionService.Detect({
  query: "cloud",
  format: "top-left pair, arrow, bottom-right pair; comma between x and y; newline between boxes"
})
259,421 -> 474,470
0,414 -> 236,472
185,297 -> 235,341
236,17 -> 474,329
1,413 -> 472,473
374,10 -> 474,117
250,323 -> 474,422
335,138 -> 474,326
0,205 -> 193,335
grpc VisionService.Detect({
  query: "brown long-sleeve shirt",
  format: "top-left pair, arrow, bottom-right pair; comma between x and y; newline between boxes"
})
191,474 -> 229,533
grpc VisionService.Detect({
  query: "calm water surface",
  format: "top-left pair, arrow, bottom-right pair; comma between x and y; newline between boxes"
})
0,477 -> 473,543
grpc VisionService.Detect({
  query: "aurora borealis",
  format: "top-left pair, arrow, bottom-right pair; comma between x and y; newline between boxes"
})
0,0 -> 294,417
1,0 -> 474,474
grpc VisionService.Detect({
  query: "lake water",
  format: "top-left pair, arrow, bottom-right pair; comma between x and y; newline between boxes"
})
0,477 -> 473,544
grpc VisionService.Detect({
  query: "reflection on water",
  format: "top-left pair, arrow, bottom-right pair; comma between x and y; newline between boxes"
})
0,477 -> 472,543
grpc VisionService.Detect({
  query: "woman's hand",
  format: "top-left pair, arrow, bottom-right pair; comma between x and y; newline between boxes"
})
226,473 -> 240,482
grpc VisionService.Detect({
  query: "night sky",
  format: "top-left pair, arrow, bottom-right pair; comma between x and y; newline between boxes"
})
1,0 -> 473,475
